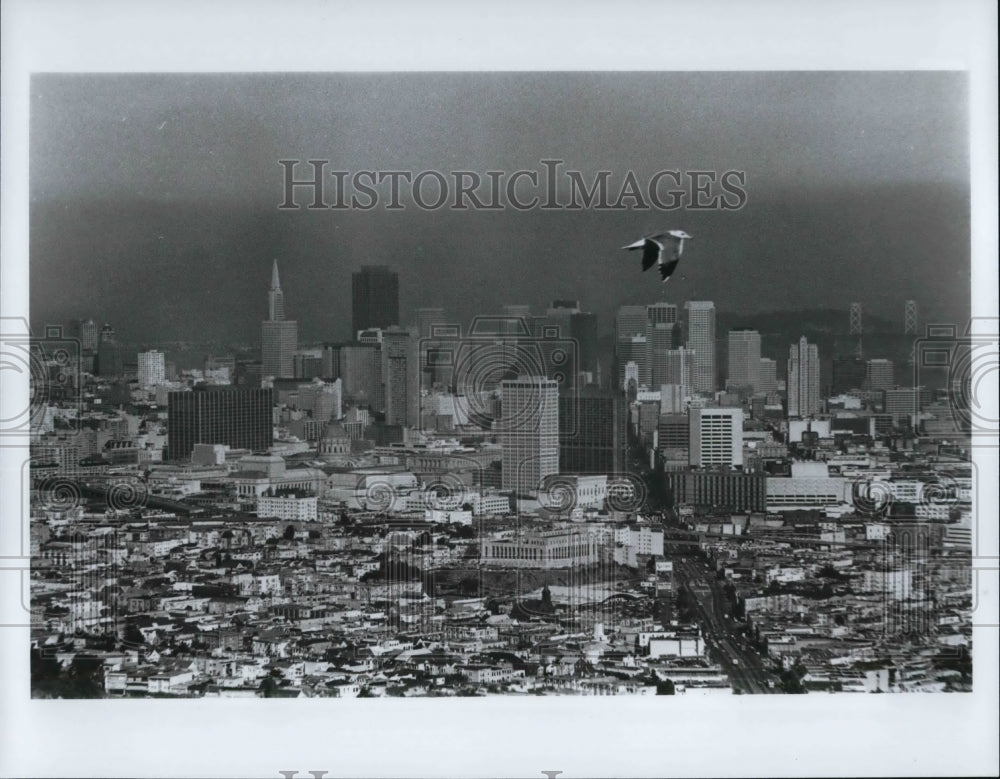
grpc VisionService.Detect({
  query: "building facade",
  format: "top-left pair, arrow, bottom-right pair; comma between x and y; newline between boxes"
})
499,377 -> 559,494
352,265 -> 399,335
788,336 -> 821,418
727,328 -> 761,392
683,301 -> 716,394
167,386 -> 273,461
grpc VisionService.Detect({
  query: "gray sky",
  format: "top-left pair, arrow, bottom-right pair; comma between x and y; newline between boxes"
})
30,72 -> 970,342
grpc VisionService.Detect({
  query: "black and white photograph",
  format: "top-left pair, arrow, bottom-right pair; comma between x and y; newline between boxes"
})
1,2 -> 997,777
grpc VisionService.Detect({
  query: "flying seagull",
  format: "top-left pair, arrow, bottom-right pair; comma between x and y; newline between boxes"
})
623,230 -> 692,282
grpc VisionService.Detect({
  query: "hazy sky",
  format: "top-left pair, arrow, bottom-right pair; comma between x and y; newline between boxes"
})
30,72 -> 970,343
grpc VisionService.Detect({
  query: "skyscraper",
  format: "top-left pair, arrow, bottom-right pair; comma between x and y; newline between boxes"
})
759,358 -> 778,394
615,305 -> 647,342
683,301 -> 716,394
167,385 -> 273,460
689,407 -> 743,468
138,350 -> 166,389
727,328 -> 762,391
664,347 -> 694,398
339,344 -> 381,408
499,377 -> 559,494
95,324 -> 122,377
615,305 -> 648,387
352,265 -> 399,335
558,387 -> 627,474
77,319 -> 99,352
866,359 -> 895,392
647,323 -> 676,388
381,326 -> 419,428
570,311 -> 599,379
261,261 -> 298,379
788,336 -> 821,418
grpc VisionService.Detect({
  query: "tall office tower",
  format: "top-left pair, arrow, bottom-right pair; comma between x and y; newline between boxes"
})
267,259 -> 284,320
339,344 -> 381,407
537,301 -> 597,382
646,302 -> 678,327
352,265 -> 399,335
261,261 -> 298,378
167,385 -> 273,461
499,376 -> 559,494
759,358 -> 777,394
381,327 -> 419,428
558,386 -> 627,474
647,323 -> 676,388
615,304 -> 646,385
787,336 -> 821,418
689,407 -> 744,468
727,328 -> 762,391
95,324 -> 123,377
683,301 -> 716,394
570,311 -> 599,377
137,350 -> 166,389
866,359 -> 895,392
615,305 -> 648,343
623,362 -> 640,394
664,347 -> 695,398
77,319 -> 99,352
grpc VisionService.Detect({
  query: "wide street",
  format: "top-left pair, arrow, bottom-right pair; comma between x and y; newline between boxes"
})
673,555 -> 777,694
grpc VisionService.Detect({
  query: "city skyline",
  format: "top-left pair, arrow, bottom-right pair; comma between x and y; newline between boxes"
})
30,72 -> 970,344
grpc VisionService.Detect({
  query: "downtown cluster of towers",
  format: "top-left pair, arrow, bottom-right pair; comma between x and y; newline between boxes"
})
68,262 -> 922,492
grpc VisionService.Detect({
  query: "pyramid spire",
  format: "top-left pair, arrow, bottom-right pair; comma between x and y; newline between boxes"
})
268,260 -> 285,321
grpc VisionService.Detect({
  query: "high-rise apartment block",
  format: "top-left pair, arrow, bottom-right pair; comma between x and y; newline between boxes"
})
788,336 -> 821,418
138,350 -> 166,389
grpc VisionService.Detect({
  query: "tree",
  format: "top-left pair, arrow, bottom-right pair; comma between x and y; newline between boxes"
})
123,622 -> 146,648
283,525 -> 296,541
655,678 -> 676,695
259,675 -> 278,698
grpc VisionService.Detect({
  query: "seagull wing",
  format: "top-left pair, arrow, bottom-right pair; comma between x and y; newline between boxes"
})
659,258 -> 680,282
640,238 -> 664,271
624,237 -> 663,272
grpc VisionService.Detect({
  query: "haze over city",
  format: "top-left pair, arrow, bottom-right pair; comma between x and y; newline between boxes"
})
30,72 -> 970,344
